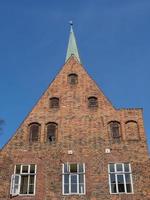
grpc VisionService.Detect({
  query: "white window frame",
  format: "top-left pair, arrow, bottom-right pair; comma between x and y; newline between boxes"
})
10,174 -> 21,196
11,164 -> 37,196
62,163 -> 86,195
108,163 -> 134,194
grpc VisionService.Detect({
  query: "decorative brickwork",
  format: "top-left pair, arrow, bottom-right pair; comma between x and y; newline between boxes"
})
0,56 -> 149,199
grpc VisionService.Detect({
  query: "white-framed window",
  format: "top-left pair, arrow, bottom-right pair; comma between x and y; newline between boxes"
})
10,164 -> 36,196
108,163 -> 133,194
62,163 -> 85,195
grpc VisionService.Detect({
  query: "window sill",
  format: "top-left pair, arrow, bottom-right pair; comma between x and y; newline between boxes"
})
110,192 -> 134,195
11,194 -> 35,197
62,193 -> 86,196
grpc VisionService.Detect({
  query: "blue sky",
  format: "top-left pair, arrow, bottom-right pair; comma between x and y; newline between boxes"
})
0,0 -> 150,151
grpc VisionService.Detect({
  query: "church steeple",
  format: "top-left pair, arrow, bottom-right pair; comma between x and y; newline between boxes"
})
65,21 -> 81,63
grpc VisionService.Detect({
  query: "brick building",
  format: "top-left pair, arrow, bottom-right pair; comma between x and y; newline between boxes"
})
0,24 -> 150,200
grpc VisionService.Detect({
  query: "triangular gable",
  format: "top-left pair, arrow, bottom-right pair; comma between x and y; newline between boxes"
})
1,56 -> 115,152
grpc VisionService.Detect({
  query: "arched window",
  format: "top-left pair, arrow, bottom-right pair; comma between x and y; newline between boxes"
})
109,121 -> 121,139
88,96 -> 98,108
47,122 -> 57,143
50,97 -> 59,108
68,73 -> 78,85
29,123 -> 40,142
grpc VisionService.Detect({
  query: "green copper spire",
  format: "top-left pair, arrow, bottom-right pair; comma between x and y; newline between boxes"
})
65,21 -> 81,63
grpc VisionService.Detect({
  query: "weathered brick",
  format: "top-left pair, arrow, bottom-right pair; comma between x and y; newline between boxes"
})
0,56 -> 149,199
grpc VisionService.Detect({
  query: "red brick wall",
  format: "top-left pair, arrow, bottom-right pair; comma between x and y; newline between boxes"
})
0,56 -> 149,199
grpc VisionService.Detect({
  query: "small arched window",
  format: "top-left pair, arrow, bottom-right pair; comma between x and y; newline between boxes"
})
109,121 -> 121,139
47,122 -> 57,143
68,73 -> 78,85
50,97 -> 59,108
29,123 -> 40,142
88,96 -> 98,108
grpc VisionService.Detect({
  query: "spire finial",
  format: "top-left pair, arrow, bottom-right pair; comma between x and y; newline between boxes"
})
69,20 -> 73,26
65,22 -> 81,63
69,21 -> 73,33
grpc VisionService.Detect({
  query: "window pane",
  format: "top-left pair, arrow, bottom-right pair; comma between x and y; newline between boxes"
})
71,184 -> 77,193
116,164 -> 123,172
50,98 -> 59,108
22,166 -> 28,173
47,123 -> 56,142
68,74 -> 78,85
29,184 -> 34,194
88,97 -> 98,107
30,124 -> 39,142
64,164 -> 69,173
117,175 -> 125,192
117,175 -> 124,183
71,175 -> 77,184
109,164 -> 115,172
111,184 -> 117,193
112,127 -> 119,138
79,184 -> 84,193
125,174 -> 131,184
64,174 -> 69,184
118,184 -> 125,193
15,165 -> 21,174
70,164 -> 77,173
14,176 -> 19,184
126,184 -> 132,193
30,175 -> 35,184
71,175 -> 77,193
124,164 -> 130,172
14,185 -> 19,194
20,175 -> 28,194
30,164 -> 35,173
117,175 -> 125,193
79,174 -> 84,184
79,164 -> 84,172
110,174 -> 116,184
64,184 -> 69,194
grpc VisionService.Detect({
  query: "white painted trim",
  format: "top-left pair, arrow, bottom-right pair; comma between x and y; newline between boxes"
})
62,163 -> 86,195
108,163 -> 134,195
10,174 -> 21,196
12,164 -> 37,196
